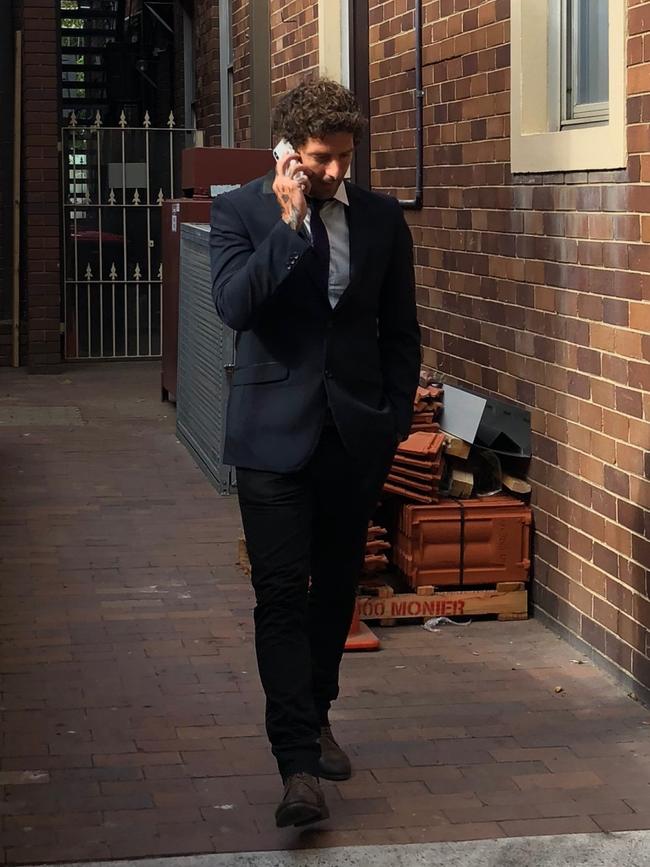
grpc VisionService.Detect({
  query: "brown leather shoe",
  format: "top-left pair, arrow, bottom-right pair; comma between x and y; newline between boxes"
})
318,725 -> 352,781
275,772 -> 329,828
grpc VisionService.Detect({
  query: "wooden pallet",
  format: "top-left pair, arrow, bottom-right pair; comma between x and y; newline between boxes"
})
356,580 -> 528,624
238,538 -> 527,623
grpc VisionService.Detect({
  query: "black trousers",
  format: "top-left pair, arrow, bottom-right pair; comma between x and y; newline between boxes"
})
237,425 -> 393,780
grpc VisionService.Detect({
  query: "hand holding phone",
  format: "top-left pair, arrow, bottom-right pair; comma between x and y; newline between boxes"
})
272,139 -> 310,232
273,139 -> 308,186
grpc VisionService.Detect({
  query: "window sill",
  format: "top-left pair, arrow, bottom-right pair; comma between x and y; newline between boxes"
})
511,124 -> 627,175
510,0 -> 626,176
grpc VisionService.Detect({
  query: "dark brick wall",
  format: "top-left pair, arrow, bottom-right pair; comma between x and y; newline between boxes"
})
194,0 -> 221,145
368,0 -> 650,692
0,4 -> 16,365
173,1 -> 188,128
20,0 -> 62,369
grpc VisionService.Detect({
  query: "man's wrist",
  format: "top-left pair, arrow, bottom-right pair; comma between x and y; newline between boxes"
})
282,207 -> 303,232
282,215 -> 299,232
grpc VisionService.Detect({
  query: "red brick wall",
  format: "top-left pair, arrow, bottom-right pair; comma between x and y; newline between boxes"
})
193,0 -> 319,149
369,0 -> 650,695
232,0 -> 251,146
270,0 -> 319,103
22,0 -> 62,369
230,0 -> 320,146
194,0 -> 221,145
187,0 -> 650,692
233,0 -> 318,147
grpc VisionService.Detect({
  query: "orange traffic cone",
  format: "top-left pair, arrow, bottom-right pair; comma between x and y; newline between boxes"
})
344,599 -> 380,651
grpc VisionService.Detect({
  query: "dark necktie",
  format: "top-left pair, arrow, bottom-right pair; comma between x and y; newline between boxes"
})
308,198 -> 330,290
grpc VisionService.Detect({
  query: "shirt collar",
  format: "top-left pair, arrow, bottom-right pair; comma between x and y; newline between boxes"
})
333,182 -> 349,207
310,183 -> 349,208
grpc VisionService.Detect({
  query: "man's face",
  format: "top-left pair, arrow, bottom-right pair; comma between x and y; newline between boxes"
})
297,132 -> 355,199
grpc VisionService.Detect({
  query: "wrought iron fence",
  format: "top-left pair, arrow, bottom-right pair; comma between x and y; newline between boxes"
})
61,110 -> 198,359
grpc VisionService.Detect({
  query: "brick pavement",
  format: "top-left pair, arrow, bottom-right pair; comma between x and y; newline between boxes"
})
1,362 -> 650,865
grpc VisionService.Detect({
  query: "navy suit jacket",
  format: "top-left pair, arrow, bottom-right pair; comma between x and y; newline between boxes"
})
209,172 -> 421,473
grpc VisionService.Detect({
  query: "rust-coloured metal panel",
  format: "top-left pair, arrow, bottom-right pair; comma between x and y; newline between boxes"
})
181,146 -> 274,195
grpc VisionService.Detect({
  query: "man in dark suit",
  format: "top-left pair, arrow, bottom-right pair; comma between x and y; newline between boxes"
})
210,78 -> 420,828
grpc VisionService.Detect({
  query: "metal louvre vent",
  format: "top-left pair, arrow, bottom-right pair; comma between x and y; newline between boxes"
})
176,223 -> 235,495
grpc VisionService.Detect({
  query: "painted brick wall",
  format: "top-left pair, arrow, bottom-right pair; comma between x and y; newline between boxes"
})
194,0 -> 221,145
369,0 -> 650,694
22,0 -> 62,369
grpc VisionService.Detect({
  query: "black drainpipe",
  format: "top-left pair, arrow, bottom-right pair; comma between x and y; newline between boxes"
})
398,0 -> 424,211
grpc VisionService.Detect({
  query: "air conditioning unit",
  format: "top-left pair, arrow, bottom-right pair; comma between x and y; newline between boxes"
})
176,223 -> 235,495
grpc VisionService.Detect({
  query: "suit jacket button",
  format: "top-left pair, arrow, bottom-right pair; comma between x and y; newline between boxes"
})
324,369 -> 333,378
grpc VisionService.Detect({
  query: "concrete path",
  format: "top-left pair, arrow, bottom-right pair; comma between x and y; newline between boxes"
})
47,831 -> 650,866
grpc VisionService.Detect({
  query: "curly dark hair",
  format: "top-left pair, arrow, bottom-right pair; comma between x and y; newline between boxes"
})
272,78 -> 367,148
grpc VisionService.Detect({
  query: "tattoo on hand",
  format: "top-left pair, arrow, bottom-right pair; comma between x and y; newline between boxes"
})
286,206 -> 300,232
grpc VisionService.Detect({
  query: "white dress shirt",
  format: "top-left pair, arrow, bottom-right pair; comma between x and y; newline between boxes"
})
303,183 -> 350,308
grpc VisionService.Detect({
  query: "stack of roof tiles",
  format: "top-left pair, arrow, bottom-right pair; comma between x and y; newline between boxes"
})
394,495 -> 533,588
383,430 -> 447,504
363,522 -> 391,574
410,384 -> 444,433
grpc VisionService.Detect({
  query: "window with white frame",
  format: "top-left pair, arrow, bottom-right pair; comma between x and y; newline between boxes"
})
511,0 -> 625,174
561,0 -> 609,127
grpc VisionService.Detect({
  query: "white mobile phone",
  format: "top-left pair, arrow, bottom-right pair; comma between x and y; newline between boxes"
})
272,138 -> 296,162
273,138 -> 307,184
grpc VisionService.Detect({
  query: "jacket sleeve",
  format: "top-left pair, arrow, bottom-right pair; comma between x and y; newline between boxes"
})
209,193 -> 311,332
378,200 -> 422,438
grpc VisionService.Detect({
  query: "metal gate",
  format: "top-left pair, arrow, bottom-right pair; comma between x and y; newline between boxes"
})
61,110 -> 198,359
